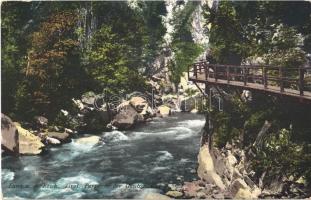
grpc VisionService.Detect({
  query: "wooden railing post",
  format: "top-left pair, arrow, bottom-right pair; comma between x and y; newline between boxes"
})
299,67 -> 304,96
243,66 -> 247,86
187,64 -> 190,79
194,64 -> 197,79
227,66 -> 230,83
263,66 -> 267,89
279,67 -> 284,93
214,65 -> 218,82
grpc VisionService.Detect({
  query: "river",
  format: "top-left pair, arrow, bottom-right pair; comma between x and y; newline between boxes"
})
2,113 -> 205,199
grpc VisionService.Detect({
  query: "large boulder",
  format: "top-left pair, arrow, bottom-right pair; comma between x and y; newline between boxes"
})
130,96 -> 148,112
197,145 -> 226,190
112,104 -> 143,129
46,132 -> 70,143
1,114 -> 19,153
15,123 -> 45,155
129,96 -> 153,118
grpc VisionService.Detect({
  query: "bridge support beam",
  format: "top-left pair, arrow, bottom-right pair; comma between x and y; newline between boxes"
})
201,83 -> 214,149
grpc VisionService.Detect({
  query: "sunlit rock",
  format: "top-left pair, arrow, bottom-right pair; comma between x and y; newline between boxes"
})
197,144 -> 226,190
158,105 -> 171,117
45,136 -> 61,145
75,136 -> 101,145
15,123 -> 45,155
112,104 -> 143,129
165,190 -> 183,198
46,131 -> 70,143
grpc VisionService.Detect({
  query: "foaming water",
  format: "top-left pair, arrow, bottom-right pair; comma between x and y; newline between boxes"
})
2,113 -> 205,199
156,151 -> 174,162
177,119 -> 205,128
2,169 -> 15,181
102,130 -> 129,142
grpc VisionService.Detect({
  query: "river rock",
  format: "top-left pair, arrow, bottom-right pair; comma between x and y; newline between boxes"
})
197,191 -> 207,198
112,104 -> 143,129
165,190 -> 183,198
45,136 -> 61,145
158,105 -> 171,117
143,193 -> 171,200
76,136 -> 101,145
183,181 -> 205,198
130,97 -> 148,112
81,91 -> 97,105
168,184 -> 183,192
1,114 -> 19,153
230,178 -> 250,197
15,123 -> 45,155
234,188 -> 253,199
130,96 -> 153,118
46,132 -> 70,143
197,144 -> 226,190
190,109 -> 198,113
34,116 -> 48,128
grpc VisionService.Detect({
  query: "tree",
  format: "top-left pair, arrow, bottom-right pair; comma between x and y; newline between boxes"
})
1,2 -> 31,117
25,11 -> 87,119
86,25 -> 145,95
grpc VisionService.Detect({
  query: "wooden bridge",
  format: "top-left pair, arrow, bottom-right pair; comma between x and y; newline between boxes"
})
188,61 -> 311,101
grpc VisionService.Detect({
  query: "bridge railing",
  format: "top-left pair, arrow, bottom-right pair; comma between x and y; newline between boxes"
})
188,61 -> 311,96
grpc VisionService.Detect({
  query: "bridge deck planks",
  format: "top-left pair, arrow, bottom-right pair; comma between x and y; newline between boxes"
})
190,72 -> 311,101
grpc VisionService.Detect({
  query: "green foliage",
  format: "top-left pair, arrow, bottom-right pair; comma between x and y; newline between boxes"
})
203,1 -> 311,66
251,128 -> 311,185
1,2 -> 31,116
203,1 -> 248,64
211,89 -> 311,185
262,25 -> 306,70
212,94 -> 249,147
140,1 -> 167,74
2,1 -> 166,122
169,1 -> 204,86
170,42 -> 203,85
184,87 -> 197,97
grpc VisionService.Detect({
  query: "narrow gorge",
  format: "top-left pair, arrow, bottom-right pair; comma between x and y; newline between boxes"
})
1,0 -> 311,199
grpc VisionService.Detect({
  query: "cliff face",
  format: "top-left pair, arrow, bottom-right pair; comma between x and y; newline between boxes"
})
190,1 -> 210,60
151,0 -> 212,93
195,144 -> 261,199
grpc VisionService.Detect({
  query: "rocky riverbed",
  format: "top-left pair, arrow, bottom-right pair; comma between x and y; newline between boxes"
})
2,113 -> 205,199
